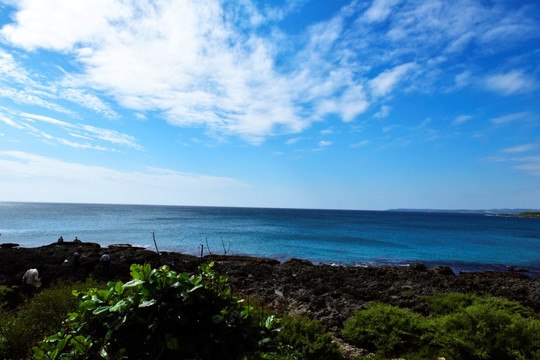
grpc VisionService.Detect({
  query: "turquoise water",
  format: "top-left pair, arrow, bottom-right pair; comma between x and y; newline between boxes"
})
1,202 -> 539,275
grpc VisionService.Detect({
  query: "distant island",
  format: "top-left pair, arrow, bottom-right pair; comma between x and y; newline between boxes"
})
510,211 -> 540,218
388,208 -> 540,215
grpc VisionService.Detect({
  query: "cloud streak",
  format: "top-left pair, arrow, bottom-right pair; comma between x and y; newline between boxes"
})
485,70 -> 537,95
0,151 -> 248,204
0,109 -> 142,151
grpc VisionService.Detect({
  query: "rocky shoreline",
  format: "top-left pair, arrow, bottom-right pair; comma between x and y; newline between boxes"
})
2,242 -> 539,341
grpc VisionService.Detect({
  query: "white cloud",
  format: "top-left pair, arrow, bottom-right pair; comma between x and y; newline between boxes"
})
369,63 -> 415,97
60,88 -> 118,119
1,109 -> 142,150
350,140 -> 370,148
453,71 -> 472,89
512,156 -> 540,178
484,70 -> 537,95
374,105 -> 390,118
79,125 -> 142,150
286,137 -> 302,145
318,140 -> 332,147
490,112 -> 530,125
1,0 -> 539,144
0,114 -> 24,129
21,112 -> 74,128
0,49 -> 31,83
453,114 -> 472,125
0,0 -> 128,51
1,0 -> 372,142
502,143 -> 537,153
0,85 -> 73,115
0,151 -> 249,204
363,0 -> 400,23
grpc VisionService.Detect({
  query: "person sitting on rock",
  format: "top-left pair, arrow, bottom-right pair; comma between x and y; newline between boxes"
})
57,236 -> 64,243
73,236 -> 81,243
22,268 -> 41,297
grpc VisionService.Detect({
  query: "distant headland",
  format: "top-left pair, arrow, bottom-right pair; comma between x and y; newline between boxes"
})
389,208 -> 540,216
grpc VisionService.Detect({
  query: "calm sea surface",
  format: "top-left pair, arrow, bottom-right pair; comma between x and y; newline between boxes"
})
1,202 -> 539,276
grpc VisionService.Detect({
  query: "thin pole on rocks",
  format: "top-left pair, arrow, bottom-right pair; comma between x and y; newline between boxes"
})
152,232 -> 160,255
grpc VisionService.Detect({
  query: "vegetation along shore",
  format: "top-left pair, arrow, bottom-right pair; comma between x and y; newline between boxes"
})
1,241 -> 539,359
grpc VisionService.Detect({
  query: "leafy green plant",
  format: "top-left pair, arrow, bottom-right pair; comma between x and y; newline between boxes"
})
0,285 -> 22,311
0,279 -> 103,360
342,302 -> 433,358
421,292 -> 479,316
431,295 -> 540,360
275,315 -> 342,360
342,294 -> 540,360
33,262 -> 280,360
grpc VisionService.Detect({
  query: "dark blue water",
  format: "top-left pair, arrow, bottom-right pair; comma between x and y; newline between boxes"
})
1,202 -> 539,276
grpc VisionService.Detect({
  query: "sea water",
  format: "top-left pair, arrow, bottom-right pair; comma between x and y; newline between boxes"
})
1,202 -> 539,276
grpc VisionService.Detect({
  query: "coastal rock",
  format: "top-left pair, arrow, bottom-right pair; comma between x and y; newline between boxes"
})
1,243 -> 20,248
1,242 -> 538,340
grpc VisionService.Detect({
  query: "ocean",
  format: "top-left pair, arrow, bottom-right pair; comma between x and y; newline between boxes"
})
1,202 -> 539,276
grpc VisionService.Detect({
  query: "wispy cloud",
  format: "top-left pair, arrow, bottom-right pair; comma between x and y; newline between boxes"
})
512,156 -> 540,178
350,140 -> 370,148
363,0 -> 400,23
0,114 -> 24,129
501,143 -> 537,153
0,151 -> 248,203
285,137 -> 303,145
0,150 -> 246,186
489,155 -> 540,179
369,63 -> 416,97
453,115 -> 472,126
0,49 -> 119,123
1,0 -> 539,144
0,109 -> 142,151
490,112 -> 531,125
484,70 -> 537,95
374,105 -> 391,118
318,140 -> 332,147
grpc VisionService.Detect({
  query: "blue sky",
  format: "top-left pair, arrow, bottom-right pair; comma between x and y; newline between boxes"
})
0,0 -> 539,210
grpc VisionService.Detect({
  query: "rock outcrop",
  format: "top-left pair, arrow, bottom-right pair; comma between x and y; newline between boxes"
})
2,241 -> 538,337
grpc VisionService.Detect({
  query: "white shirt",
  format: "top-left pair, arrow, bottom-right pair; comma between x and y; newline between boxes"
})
23,268 -> 41,287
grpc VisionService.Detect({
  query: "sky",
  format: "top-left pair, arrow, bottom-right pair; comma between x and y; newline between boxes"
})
0,0 -> 539,211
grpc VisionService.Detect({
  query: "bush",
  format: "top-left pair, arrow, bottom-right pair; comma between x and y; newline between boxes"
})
342,294 -> 540,360
342,302 -> 433,358
0,279 -> 103,360
0,285 -> 23,311
431,296 -> 540,360
276,315 -> 342,360
33,263 -> 279,360
421,292 -> 478,316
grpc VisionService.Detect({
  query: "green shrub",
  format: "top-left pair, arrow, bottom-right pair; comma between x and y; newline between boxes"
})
432,296 -> 540,360
276,315 -> 342,360
33,263 -> 279,360
341,294 -> 540,360
342,302 -> 433,358
421,292 -> 479,316
0,279 -> 103,360
423,292 -> 538,319
0,285 -> 22,311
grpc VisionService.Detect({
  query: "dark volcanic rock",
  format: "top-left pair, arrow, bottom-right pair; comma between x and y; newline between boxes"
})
1,242 -> 539,338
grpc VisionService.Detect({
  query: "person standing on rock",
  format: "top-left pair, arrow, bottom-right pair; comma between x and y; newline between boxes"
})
22,268 -> 41,297
100,253 -> 111,274
72,251 -> 81,277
